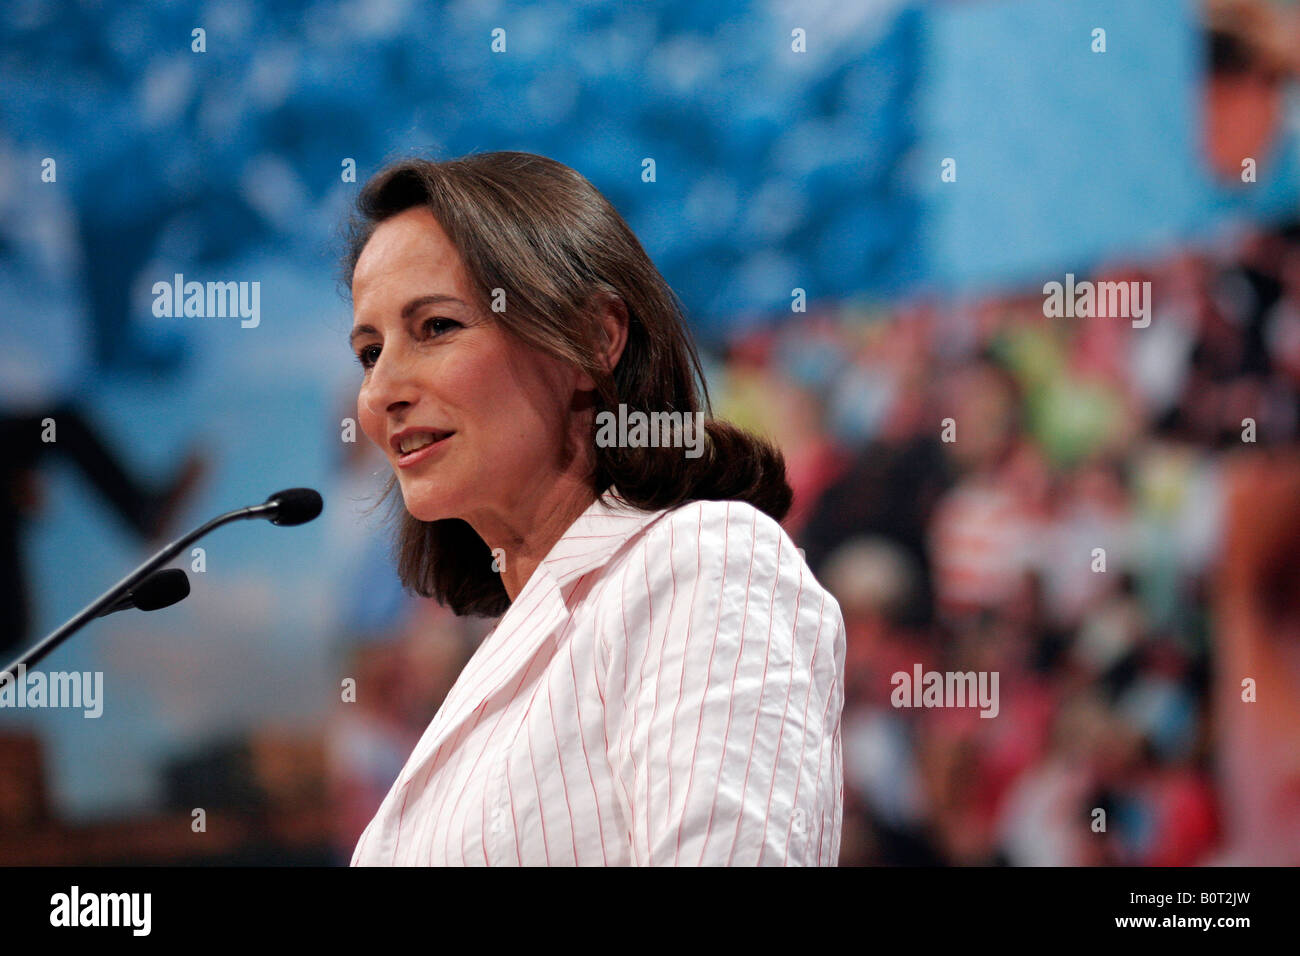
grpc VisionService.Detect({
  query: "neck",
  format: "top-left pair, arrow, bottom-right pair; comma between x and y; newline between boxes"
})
466,472 -> 600,603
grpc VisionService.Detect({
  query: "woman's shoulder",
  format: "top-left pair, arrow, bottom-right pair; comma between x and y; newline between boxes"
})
621,496 -> 838,608
646,495 -> 783,538
598,496 -> 845,663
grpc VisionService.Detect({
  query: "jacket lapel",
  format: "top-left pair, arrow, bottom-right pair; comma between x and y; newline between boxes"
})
391,486 -> 668,789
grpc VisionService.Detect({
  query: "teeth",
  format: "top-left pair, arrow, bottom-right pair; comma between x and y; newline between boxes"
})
399,433 -> 439,454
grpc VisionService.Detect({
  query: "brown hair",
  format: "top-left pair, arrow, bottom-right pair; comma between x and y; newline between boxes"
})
342,151 -> 791,617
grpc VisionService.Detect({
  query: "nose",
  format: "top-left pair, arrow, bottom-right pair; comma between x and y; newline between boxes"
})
360,339 -> 421,422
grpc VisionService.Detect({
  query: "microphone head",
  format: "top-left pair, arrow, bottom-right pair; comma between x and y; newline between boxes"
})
134,568 -> 190,611
266,488 -> 323,526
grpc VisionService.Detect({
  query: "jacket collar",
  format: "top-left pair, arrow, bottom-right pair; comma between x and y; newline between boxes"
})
532,484 -> 667,596
385,484 -> 667,801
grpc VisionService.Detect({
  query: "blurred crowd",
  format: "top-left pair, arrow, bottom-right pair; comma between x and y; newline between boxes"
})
706,219 -> 1300,865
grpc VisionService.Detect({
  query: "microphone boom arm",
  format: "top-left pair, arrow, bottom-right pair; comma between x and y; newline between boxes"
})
3,497 -> 307,676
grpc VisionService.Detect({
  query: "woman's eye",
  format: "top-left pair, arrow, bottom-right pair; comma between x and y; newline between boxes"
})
424,317 -> 461,337
357,319 -> 459,369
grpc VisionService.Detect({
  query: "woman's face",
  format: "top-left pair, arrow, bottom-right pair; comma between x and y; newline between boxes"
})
350,206 -> 586,527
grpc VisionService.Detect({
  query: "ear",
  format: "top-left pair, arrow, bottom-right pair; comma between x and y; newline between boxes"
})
577,293 -> 629,391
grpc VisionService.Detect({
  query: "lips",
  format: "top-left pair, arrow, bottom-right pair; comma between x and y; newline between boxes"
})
390,428 -> 454,456
391,429 -> 455,468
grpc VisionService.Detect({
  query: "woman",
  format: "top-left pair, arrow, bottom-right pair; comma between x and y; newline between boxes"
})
344,151 -> 845,866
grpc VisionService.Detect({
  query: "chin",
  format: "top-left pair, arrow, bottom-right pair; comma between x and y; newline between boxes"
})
399,485 -> 456,524
405,501 -> 454,524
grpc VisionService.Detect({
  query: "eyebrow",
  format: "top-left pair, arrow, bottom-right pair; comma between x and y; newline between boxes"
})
348,294 -> 468,347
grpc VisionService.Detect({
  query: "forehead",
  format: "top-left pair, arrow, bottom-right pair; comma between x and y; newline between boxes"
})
352,206 -> 470,309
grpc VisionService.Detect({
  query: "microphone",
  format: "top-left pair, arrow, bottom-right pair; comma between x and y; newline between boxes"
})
243,488 -> 324,526
3,488 -> 324,675
94,568 -> 190,617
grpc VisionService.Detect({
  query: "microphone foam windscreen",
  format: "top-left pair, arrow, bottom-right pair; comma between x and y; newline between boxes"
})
268,488 -> 324,526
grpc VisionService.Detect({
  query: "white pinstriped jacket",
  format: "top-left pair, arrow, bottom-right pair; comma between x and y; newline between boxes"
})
350,485 -> 846,866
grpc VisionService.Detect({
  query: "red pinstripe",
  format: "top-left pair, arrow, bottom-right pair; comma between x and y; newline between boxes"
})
810,658 -> 841,865
673,500 -> 732,866
414,583 -> 557,863
412,579 -> 559,864
567,587 -> 611,866
510,611 -> 582,867
695,506 -> 757,865
664,508 -> 701,846
725,519 -> 782,865
544,625 -> 580,866
780,587 -> 826,858
757,548 -> 805,865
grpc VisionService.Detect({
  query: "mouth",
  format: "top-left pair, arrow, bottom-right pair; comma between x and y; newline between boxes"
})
392,429 -> 455,467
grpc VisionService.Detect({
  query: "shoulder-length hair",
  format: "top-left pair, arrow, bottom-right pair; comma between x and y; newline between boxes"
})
341,151 -> 791,617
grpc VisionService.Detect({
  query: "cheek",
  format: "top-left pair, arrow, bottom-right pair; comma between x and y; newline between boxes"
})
446,336 -> 577,453
356,388 -> 383,447
445,351 -> 521,426
478,359 -> 560,432
500,364 -> 579,457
